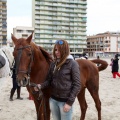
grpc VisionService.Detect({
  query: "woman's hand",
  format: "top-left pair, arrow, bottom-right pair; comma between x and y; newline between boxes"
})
34,84 -> 41,91
63,103 -> 71,112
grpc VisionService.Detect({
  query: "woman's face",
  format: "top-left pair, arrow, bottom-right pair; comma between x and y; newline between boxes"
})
55,45 -> 61,59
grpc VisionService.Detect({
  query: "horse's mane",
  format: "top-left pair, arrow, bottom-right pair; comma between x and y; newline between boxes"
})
29,42 -> 53,64
38,46 -> 53,64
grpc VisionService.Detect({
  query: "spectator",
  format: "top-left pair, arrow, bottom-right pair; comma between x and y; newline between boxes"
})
112,54 -> 120,78
9,61 -> 23,101
79,53 -> 88,59
97,56 -> 100,66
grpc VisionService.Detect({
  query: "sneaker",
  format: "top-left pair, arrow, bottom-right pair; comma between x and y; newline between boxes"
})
17,97 -> 23,100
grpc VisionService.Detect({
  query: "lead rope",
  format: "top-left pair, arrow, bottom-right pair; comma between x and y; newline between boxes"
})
29,83 -> 47,120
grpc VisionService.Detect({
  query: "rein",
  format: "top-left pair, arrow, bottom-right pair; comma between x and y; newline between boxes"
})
30,83 -> 47,120
15,45 -> 33,76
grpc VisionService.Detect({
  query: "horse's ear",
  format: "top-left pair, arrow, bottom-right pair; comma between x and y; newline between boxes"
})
26,32 -> 33,44
11,33 -> 17,45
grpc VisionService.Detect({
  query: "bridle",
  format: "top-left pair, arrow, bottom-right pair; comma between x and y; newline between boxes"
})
15,45 -> 47,120
15,45 -> 33,79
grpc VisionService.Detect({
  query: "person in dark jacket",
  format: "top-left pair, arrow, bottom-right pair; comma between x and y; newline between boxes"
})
34,40 -> 81,120
97,56 -> 100,66
9,61 -> 23,101
112,54 -> 120,78
82,53 -> 88,59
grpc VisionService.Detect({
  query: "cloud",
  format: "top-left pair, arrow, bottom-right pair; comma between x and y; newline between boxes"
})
87,0 -> 120,35
7,16 -> 32,39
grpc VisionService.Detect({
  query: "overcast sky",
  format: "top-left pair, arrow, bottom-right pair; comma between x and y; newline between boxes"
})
7,0 -> 120,39
7,0 -> 32,39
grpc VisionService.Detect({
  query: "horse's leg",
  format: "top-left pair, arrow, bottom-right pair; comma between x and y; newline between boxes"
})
33,98 -> 45,120
87,81 -> 101,120
77,88 -> 87,120
44,97 -> 50,120
26,87 -> 40,118
33,96 -> 50,120
26,87 -> 42,120
26,87 -> 51,120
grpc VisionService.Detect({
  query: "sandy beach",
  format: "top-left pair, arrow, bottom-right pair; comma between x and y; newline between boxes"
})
0,58 -> 120,120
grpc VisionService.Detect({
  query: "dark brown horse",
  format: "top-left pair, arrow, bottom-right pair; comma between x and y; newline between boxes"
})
11,33 -> 108,120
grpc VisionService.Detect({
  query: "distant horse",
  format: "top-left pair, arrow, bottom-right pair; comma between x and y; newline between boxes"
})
11,33 -> 108,120
0,49 -> 11,78
2,47 -> 14,68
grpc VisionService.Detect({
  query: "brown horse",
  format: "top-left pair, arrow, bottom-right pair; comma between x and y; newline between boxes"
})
11,33 -> 108,120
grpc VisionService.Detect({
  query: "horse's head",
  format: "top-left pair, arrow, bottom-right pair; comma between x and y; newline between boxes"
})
11,33 -> 33,87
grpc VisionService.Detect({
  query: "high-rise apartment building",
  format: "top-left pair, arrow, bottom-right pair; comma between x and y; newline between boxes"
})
0,0 -> 7,47
32,0 -> 87,54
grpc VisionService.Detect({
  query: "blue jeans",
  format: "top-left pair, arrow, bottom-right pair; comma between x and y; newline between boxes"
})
49,98 -> 73,120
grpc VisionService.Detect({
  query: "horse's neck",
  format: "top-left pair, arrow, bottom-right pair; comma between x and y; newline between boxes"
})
30,49 -> 50,84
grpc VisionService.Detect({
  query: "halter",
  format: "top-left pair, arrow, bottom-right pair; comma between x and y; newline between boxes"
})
15,45 -> 33,83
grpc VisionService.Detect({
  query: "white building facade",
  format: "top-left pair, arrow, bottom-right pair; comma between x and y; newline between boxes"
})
32,0 -> 87,54
85,31 -> 120,57
0,0 -> 7,47
13,26 -> 34,39
9,26 -> 34,47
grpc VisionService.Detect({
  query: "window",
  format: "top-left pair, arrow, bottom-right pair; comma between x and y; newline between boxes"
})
17,30 -> 23,33
27,30 -> 33,33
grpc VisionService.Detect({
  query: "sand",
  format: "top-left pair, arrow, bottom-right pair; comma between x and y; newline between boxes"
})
0,58 -> 120,120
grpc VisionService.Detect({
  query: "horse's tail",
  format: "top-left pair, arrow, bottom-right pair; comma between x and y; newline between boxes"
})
90,59 -> 108,71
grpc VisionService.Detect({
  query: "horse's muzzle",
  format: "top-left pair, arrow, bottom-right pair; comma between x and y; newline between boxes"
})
17,76 -> 29,87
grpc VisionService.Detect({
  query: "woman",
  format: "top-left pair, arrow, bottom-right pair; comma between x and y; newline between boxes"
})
112,54 -> 120,78
35,40 -> 81,120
